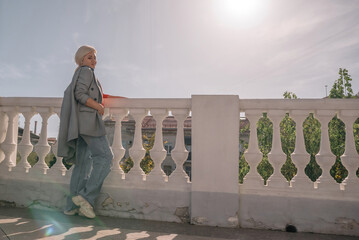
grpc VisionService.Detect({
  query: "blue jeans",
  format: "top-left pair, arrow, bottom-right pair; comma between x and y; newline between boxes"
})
65,135 -> 113,211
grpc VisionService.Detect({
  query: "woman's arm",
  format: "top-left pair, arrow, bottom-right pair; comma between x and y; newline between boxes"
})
86,98 -> 104,115
75,67 -> 104,115
103,94 -> 127,99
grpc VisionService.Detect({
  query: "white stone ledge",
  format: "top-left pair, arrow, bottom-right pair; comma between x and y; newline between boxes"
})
239,99 -> 359,111
0,97 -> 192,110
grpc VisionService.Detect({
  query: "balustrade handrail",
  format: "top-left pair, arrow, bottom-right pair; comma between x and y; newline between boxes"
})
2,97 -> 358,111
0,97 -> 192,110
239,98 -> 359,111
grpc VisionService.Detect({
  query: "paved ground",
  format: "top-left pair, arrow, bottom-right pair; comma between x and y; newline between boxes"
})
0,207 -> 357,240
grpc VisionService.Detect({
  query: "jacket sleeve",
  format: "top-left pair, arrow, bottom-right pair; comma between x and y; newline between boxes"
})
74,67 -> 93,105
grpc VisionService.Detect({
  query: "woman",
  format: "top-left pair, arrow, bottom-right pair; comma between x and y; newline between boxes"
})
58,45 -> 114,219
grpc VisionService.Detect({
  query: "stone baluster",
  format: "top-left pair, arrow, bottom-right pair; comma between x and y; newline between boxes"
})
290,110 -> 313,189
315,110 -> 338,190
0,108 -> 19,171
267,110 -> 287,187
108,109 -> 128,180
15,109 -> 36,173
243,110 -> 264,188
169,109 -> 190,183
48,110 -> 67,176
33,109 -> 53,174
127,109 -> 147,181
339,110 -> 359,191
0,111 -> 8,164
147,109 -> 168,182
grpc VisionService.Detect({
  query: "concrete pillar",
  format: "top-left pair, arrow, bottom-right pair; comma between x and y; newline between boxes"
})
191,95 -> 239,227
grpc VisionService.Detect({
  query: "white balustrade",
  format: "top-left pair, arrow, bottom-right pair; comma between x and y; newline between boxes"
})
15,109 -> 36,173
108,109 -> 128,180
147,109 -> 168,182
267,110 -> 287,187
169,109 -> 190,183
0,108 -> 19,171
127,108 -> 147,181
47,111 -> 67,176
1,97 -> 359,234
243,110 -> 264,187
290,110 -> 313,189
340,110 -> 359,191
32,109 -> 53,174
315,110 -> 339,190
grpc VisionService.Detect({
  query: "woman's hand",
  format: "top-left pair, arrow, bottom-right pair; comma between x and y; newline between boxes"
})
85,98 -> 105,115
96,103 -> 105,115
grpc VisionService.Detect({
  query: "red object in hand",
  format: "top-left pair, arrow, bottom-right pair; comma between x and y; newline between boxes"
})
103,93 -> 110,98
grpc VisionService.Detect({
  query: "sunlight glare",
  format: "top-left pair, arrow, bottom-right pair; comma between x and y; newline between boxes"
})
212,0 -> 266,27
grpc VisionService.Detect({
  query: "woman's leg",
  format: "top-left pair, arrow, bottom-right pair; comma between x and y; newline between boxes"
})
65,136 -> 92,211
78,135 -> 113,208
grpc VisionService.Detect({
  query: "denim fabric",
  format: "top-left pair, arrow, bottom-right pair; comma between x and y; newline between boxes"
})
65,135 -> 113,211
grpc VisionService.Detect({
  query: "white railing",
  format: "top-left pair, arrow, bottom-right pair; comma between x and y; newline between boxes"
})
239,99 -> 359,194
0,97 -> 191,184
0,96 -> 358,236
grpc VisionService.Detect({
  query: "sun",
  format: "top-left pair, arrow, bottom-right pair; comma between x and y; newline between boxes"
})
212,0 -> 266,27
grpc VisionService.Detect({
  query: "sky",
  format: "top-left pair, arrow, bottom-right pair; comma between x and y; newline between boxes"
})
1,0 -> 359,100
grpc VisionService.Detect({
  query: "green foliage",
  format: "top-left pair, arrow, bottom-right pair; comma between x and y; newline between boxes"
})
140,133 -> 155,174
328,116 -> 348,183
121,157 -> 133,173
120,133 -> 155,174
280,114 -> 297,181
355,119 -> 359,154
256,114 -> 273,184
329,68 -> 354,98
283,91 -> 298,99
303,114 -> 322,181
239,121 -> 250,184
239,68 -> 359,184
239,154 -> 250,184
16,151 -> 57,168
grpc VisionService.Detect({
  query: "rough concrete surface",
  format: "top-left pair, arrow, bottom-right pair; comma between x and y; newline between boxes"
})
0,207 -> 358,240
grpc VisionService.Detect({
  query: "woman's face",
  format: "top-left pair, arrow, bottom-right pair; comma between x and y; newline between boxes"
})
81,51 -> 97,69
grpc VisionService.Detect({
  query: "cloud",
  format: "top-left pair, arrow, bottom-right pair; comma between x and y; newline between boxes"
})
0,64 -> 25,80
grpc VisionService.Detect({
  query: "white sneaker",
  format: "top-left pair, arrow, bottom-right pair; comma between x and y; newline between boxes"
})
72,195 -> 96,219
63,208 -> 79,216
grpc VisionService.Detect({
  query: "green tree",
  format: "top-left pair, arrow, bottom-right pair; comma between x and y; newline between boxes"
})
283,91 -> 298,99
239,67 -> 358,184
329,68 -> 354,98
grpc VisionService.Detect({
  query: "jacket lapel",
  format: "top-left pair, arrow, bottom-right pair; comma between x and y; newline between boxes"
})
92,72 -> 103,103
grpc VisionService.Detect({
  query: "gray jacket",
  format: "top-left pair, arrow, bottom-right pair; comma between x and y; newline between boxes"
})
57,66 -> 106,163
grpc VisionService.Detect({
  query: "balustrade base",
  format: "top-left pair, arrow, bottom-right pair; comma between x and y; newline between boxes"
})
290,179 -> 315,190
29,167 -> 49,177
168,173 -> 190,184
0,161 -> 15,172
47,167 -> 67,177
104,171 -> 125,185
145,172 -> 168,183
241,177 -> 266,190
341,179 -> 359,193
266,177 -> 291,189
315,179 -> 342,192
125,172 -> 146,182
11,165 -> 30,174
